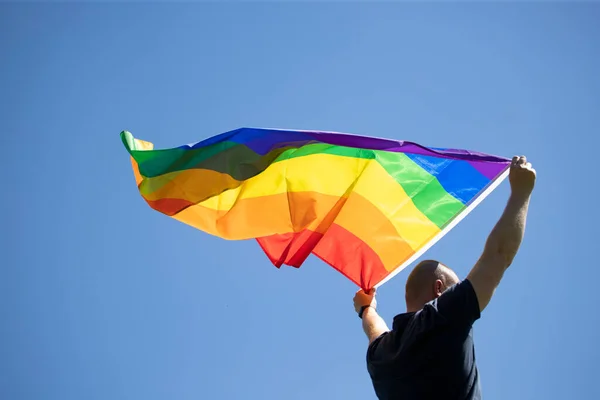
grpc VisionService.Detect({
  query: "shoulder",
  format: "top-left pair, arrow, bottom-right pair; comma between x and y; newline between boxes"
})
366,312 -> 415,361
433,279 -> 477,303
367,330 -> 392,356
429,279 -> 481,323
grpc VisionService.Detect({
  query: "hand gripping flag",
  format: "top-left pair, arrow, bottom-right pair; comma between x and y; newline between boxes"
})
121,127 -> 510,290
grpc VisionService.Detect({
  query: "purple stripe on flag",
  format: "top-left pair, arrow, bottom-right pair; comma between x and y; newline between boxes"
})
185,127 -> 511,166
467,160 -> 509,180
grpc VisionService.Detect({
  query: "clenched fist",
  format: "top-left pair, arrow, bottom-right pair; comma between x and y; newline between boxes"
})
509,155 -> 536,197
354,288 -> 377,313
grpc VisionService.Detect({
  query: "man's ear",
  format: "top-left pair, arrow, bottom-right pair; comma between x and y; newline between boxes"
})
434,279 -> 445,297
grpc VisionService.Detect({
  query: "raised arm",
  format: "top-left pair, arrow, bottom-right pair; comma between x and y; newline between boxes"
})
467,155 -> 536,312
353,289 -> 389,343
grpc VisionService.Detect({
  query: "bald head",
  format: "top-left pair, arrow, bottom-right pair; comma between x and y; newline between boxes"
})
405,260 -> 460,312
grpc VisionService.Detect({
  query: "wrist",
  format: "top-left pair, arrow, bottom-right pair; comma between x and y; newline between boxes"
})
510,187 -> 532,200
358,305 -> 375,319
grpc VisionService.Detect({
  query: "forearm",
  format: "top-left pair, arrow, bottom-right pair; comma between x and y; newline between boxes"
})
467,157 -> 535,312
467,192 -> 531,311
361,307 -> 389,343
483,191 -> 531,267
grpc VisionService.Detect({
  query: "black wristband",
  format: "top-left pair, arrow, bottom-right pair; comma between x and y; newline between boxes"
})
358,305 -> 372,319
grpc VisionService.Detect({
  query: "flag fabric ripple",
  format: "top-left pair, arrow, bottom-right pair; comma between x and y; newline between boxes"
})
121,127 -> 510,290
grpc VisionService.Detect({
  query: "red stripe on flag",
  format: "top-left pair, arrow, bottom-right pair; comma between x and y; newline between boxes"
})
146,198 -> 194,216
313,224 -> 389,290
256,224 -> 389,290
256,230 -> 323,268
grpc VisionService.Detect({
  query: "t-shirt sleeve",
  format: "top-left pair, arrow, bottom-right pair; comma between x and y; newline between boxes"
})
432,279 -> 481,325
366,330 -> 394,377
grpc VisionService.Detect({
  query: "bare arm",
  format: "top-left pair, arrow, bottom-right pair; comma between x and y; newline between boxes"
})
353,289 -> 389,343
467,156 -> 536,312
361,307 -> 390,343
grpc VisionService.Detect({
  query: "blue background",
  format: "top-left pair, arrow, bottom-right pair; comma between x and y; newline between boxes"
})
2,3 -> 598,399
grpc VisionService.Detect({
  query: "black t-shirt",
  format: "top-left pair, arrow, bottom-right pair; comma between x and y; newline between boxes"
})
366,279 -> 482,400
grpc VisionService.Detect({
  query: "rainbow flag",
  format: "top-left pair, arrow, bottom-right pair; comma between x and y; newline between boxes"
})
122,127 -> 510,289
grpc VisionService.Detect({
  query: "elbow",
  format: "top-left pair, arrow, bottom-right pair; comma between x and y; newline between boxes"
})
498,241 -> 521,267
481,247 -> 515,271
485,236 -> 521,265
485,233 -> 523,268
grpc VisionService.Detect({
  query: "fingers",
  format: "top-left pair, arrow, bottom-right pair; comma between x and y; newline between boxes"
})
355,287 -> 377,296
512,155 -> 535,173
510,156 -> 537,179
512,155 -> 527,166
518,160 -> 534,171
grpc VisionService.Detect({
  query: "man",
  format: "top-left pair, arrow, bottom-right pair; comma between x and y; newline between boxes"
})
353,155 -> 536,399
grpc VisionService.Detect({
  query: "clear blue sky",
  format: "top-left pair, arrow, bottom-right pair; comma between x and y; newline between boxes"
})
2,3 -> 598,400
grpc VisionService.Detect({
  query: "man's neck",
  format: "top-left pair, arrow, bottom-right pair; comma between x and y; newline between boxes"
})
406,305 -> 422,313
406,299 -> 431,313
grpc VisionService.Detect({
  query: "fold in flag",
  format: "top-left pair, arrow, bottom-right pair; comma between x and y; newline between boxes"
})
121,127 -> 510,290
